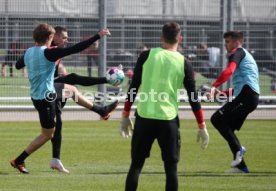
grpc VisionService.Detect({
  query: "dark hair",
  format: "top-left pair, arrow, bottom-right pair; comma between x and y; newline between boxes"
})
162,22 -> 181,44
33,23 -> 55,44
54,26 -> 67,36
223,31 -> 244,43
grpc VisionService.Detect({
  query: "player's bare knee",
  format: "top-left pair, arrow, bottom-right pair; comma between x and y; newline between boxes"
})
46,133 -> 54,140
40,133 -> 53,140
42,127 -> 55,139
63,84 -> 78,98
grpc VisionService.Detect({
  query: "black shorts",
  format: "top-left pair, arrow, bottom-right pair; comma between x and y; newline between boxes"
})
54,83 -> 65,100
32,99 -> 56,129
131,114 -> 180,163
212,86 -> 259,131
54,82 -> 67,113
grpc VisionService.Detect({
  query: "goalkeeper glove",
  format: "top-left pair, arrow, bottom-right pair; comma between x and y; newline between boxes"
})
207,86 -> 221,101
196,122 -> 209,150
119,111 -> 133,138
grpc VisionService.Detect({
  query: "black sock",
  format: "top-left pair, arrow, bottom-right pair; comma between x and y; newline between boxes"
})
51,102 -> 62,159
15,151 -> 29,165
55,73 -> 107,86
51,125 -> 61,159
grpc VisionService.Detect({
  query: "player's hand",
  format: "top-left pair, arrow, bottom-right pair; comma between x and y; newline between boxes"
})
120,112 -> 133,138
206,86 -> 220,101
98,28 -> 111,37
196,123 -> 209,150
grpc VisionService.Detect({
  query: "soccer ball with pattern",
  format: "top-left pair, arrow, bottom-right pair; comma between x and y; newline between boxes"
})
106,67 -> 125,86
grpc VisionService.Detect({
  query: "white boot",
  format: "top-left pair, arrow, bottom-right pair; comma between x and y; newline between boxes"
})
231,146 -> 246,167
50,158 -> 69,173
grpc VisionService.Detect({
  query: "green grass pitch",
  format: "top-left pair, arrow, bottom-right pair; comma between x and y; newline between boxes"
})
0,119 -> 276,191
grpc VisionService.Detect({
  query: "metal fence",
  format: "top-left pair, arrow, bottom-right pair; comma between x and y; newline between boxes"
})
0,0 -> 276,118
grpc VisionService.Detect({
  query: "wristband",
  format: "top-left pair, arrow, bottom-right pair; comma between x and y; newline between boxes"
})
122,111 -> 130,118
198,122 -> 206,129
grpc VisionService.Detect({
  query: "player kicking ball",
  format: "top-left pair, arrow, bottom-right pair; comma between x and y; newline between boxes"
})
10,23 -> 119,174
14,25 -> 125,173
207,31 -> 259,173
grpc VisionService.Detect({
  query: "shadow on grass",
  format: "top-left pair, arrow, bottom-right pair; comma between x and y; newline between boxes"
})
88,171 -> 127,175
178,171 -> 276,177
88,171 -> 276,177
0,172 -> 9,175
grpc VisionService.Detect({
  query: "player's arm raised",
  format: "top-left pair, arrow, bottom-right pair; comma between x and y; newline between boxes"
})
15,28 -> 111,70
45,28 -> 111,62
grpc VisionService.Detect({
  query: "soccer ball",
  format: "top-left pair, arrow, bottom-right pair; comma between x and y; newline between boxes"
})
106,67 -> 125,86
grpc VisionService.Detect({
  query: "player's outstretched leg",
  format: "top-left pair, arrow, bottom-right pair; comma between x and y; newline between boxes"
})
91,100 -> 119,120
55,73 -> 107,86
63,84 -> 119,120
